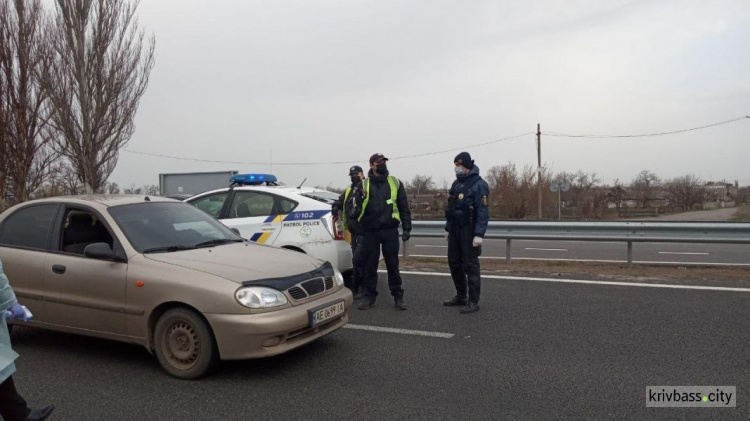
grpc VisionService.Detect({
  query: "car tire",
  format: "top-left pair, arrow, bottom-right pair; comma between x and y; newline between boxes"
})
154,308 -> 218,380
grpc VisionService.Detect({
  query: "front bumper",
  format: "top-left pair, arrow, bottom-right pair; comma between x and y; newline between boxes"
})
205,287 -> 353,360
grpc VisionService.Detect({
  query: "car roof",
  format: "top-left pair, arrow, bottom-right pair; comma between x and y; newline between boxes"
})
194,185 -> 335,197
25,194 -> 178,208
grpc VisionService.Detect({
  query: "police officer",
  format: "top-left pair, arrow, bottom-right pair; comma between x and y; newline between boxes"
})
347,153 -> 411,311
443,152 -> 489,314
332,165 -> 366,299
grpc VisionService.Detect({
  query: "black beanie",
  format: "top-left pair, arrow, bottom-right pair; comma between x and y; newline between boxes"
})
454,152 -> 474,169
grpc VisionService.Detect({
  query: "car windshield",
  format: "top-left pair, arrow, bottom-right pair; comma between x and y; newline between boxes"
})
301,190 -> 340,205
108,202 -> 242,253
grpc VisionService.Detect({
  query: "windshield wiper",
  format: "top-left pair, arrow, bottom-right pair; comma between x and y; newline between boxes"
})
194,238 -> 244,248
143,245 -> 196,253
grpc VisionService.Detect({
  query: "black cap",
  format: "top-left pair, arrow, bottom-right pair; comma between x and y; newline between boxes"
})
369,153 -> 389,164
454,152 -> 474,169
348,165 -> 363,175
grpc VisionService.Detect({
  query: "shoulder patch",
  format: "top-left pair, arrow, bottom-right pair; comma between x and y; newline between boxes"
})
481,195 -> 489,206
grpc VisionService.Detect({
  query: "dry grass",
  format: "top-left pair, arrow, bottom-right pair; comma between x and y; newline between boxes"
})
387,256 -> 750,288
732,204 -> 750,222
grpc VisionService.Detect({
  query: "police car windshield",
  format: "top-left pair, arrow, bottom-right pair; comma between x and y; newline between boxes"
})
301,191 -> 339,205
108,202 -> 242,253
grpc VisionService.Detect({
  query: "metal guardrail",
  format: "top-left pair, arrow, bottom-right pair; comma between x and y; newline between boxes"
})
405,221 -> 750,267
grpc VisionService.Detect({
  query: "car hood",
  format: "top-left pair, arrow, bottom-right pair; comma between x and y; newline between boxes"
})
144,242 -> 324,283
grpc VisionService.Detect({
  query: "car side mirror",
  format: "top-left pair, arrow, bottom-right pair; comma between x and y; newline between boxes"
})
84,242 -> 116,260
230,228 -> 241,236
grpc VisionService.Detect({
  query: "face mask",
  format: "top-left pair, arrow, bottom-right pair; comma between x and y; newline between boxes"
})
350,176 -> 360,184
376,164 -> 388,174
454,166 -> 464,175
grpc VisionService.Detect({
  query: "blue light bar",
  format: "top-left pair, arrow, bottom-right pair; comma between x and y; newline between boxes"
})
231,173 -> 278,185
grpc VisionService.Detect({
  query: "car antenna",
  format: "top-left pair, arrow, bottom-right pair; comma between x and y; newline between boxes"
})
297,178 -> 307,189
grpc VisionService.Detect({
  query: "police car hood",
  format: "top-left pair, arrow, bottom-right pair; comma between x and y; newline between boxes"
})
144,242 -> 324,283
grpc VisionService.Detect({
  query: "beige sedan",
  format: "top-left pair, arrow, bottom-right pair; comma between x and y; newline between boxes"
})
0,195 -> 353,379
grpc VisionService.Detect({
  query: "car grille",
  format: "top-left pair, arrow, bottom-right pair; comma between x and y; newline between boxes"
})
286,276 -> 335,301
287,286 -> 307,300
302,278 -> 325,295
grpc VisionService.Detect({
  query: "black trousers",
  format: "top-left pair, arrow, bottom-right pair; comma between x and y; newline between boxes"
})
361,228 -> 404,300
348,236 -> 364,294
448,224 -> 482,303
0,376 -> 30,421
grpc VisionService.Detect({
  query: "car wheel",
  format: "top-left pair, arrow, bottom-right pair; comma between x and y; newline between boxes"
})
154,308 -> 218,380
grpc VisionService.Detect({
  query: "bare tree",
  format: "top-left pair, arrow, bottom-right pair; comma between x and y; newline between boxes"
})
406,174 -> 435,195
43,0 -> 155,193
664,174 -> 706,211
0,0 -> 58,203
630,170 -> 661,208
608,179 -> 627,215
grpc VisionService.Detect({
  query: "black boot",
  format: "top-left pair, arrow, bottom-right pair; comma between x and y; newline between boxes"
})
460,302 -> 480,314
394,296 -> 407,311
443,296 -> 468,307
25,405 -> 54,421
358,298 -> 375,310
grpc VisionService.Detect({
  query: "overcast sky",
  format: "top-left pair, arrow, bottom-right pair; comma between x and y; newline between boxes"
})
110,0 -> 750,190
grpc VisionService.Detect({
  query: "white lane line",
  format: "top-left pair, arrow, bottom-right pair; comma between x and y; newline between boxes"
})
404,255 -> 750,267
414,245 -> 449,248
659,252 -> 710,256
391,270 -> 750,293
344,324 -> 454,339
525,247 -> 568,252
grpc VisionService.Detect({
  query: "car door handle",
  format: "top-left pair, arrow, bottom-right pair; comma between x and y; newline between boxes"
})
260,224 -> 276,231
52,264 -> 66,274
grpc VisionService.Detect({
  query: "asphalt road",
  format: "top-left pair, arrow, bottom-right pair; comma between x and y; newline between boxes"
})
8,272 -> 749,420
406,237 -> 750,266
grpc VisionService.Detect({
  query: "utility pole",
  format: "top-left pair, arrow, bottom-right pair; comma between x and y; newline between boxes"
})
537,123 -> 542,220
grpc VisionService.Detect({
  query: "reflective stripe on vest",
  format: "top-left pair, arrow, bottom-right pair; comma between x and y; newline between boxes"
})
358,176 -> 401,222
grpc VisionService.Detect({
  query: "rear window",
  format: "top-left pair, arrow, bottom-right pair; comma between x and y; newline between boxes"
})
0,204 -> 59,250
301,191 -> 339,205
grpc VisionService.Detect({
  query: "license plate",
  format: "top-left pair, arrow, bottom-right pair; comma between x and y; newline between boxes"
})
308,300 -> 345,327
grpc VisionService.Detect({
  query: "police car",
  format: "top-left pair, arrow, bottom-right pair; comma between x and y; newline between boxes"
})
185,174 -> 353,277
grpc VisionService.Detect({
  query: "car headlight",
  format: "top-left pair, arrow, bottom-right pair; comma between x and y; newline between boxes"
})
333,270 -> 344,287
235,287 -> 288,309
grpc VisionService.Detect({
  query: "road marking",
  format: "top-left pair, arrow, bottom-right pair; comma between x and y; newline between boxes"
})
404,254 -> 750,267
344,324 -> 454,339
525,247 -> 568,252
659,252 -> 710,256
414,245 -> 448,248
392,270 -> 750,293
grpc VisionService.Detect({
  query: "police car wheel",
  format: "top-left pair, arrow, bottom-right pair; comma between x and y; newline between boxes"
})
154,308 -> 218,380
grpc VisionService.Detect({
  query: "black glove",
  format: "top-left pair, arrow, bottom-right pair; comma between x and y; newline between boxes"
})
402,230 -> 411,242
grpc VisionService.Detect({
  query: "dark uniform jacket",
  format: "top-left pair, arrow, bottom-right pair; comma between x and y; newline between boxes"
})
349,170 -> 412,233
334,185 -> 362,237
445,166 -> 490,237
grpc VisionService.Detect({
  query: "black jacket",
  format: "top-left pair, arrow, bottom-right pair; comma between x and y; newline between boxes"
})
351,170 -> 412,233
335,184 -> 362,236
445,165 -> 490,237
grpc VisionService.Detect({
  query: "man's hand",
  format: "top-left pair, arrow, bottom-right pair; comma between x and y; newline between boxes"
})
402,230 -> 411,242
444,231 -> 449,242
472,236 -> 483,247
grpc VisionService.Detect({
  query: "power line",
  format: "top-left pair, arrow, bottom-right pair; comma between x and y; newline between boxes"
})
121,131 -> 534,166
543,115 -> 749,139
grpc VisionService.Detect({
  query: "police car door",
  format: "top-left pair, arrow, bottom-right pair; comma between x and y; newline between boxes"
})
222,191 -> 281,245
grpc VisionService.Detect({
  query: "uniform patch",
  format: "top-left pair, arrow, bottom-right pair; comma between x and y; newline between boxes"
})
458,193 -> 465,200
481,195 -> 488,206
